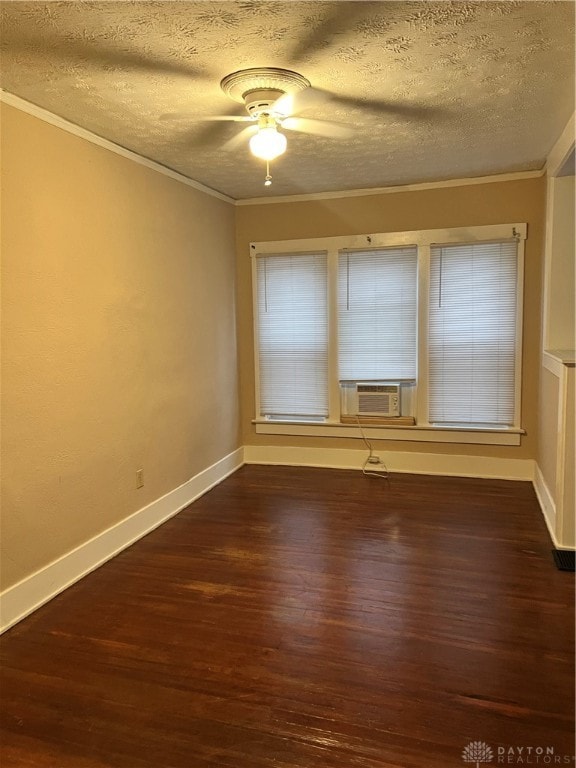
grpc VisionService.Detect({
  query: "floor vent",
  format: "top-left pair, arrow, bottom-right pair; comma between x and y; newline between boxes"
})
552,549 -> 575,571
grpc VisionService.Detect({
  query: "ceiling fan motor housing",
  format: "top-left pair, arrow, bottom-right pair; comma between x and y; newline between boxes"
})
220,67 -> 311,117
243,89 -> 285,116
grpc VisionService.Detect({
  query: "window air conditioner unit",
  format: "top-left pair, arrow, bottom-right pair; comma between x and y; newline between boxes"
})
355,382 -> 401,417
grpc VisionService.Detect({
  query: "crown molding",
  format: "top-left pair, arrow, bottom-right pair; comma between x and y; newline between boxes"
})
545,111 -> 575,178
1,90 -> 547,207
236,168 -> 545,206
0,90 -> 235,205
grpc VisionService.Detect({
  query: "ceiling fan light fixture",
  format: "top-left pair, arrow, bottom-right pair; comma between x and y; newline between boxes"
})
249,126 -> 287,161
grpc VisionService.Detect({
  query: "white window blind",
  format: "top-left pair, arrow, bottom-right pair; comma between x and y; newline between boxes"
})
428,241 -> 518,425
256,252 -> 328,419
338,247 -> 417,380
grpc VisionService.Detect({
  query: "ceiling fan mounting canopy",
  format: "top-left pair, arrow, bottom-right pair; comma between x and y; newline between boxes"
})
220,67 -> 311,117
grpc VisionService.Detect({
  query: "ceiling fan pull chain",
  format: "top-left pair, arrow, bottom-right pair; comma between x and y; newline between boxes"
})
264,160 -> 272,187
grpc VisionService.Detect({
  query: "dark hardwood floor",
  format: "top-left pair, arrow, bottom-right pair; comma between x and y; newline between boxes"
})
1,466 -> 574,767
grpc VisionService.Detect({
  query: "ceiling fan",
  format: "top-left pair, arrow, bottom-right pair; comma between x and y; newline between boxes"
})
5,5 -> 447,189
164,64 -> 446,187
165,67 -> 353,186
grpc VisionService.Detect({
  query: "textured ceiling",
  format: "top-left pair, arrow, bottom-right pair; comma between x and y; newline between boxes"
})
1,1 -> 574,200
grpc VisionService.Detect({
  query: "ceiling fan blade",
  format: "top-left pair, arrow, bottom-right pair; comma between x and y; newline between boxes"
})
196,115 -> 254,122
328,93 -> 449,120
178,105 -> 254,146
288,4 -> 368,65
160,113 -> 252,122
221,125 -> 258,152
5,30 -> 206,79
274,87 -> 331,118
282,117 -> 352,140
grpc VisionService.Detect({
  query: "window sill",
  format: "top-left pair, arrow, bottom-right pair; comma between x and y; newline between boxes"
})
252,419 -> 524,446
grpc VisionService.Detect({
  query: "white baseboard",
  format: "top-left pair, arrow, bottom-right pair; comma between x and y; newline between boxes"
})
0,448 -> 244,634
243,444 -> 535,481
3,447 -> 562,634
533,463 -> 562,549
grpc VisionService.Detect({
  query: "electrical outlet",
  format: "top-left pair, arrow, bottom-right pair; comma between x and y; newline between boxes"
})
368,456 -> 381,465
136,469 -> 144,489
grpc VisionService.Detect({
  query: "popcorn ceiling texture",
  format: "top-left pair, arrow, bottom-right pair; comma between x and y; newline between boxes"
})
0,1 -> 574,199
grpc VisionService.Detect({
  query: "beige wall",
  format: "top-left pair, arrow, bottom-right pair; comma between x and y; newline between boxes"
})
1,104 -> 240,590
236,177 -> 546,458
538,174 -> 575,516
546,175 -> 575,350
537,114 -> 575,545
561,368 -> 575,545
538,367 -> 560,494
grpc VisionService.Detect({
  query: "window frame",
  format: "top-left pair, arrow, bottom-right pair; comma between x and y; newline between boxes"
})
250,223 -> 526,446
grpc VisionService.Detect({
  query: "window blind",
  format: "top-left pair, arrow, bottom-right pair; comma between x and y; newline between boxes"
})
428,241 -> 518,425
338,247 -> 417,380
256,252 -> 328,419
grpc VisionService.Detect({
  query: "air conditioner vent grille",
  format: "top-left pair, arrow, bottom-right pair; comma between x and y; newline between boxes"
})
355,382 -> 401,417
359,393 -> 393,413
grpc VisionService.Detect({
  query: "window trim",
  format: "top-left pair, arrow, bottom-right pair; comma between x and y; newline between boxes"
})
251,420 -> 523,446
250,223 -> 527,445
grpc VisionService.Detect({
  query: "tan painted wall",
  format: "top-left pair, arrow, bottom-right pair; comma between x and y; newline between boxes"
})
547,175 -> 575,350
236,177 -> 546,458
538,367 -> 560,497
560,368 -> 575,546
1,104 -> 240,590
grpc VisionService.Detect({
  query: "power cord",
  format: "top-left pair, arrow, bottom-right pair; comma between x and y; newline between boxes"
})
355,415 -> 390,482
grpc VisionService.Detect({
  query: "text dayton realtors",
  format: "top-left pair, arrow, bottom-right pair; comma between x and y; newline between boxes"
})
496,745 -> 575,764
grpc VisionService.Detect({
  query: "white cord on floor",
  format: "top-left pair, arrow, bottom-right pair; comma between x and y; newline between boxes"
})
355,415 -> 390,481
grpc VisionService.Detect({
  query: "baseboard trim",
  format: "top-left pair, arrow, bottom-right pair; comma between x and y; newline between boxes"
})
2,448 -> 557,633
0,448 -> 244,634
532,463 -> 564,549
243,445 -> 535,481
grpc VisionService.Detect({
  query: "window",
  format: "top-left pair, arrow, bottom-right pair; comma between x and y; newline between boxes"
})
428,241 -> 518,426
256,252 -> 328,420
252,224 -> 526,444
338,247 -> 417,381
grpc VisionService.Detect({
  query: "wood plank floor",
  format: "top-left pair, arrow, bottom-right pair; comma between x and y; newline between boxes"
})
1,466 -> 574,768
